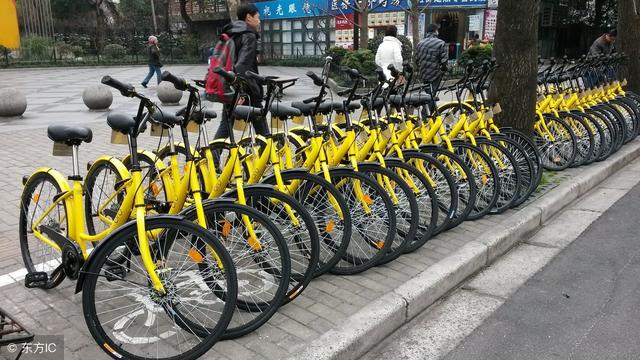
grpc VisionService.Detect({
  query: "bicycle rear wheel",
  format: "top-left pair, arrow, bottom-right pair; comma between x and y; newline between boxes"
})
19,172 -> 68,289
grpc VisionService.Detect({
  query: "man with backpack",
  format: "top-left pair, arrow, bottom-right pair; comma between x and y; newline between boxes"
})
211,3 -> 265,140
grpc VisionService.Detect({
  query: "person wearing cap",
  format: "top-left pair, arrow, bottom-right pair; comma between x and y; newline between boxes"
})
141,35 -> 162,88
588,29 -> 617,56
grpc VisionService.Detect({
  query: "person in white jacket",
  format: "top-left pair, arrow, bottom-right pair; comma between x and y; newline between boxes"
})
375,25 -> 404,82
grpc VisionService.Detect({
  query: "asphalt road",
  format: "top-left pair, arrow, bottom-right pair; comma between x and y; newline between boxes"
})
444,181 -> 640,360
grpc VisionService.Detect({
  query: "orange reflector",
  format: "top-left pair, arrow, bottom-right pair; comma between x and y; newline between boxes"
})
183,164 -> 188,173
248,236 -> 262,251
363,194 -> 373,205
376,240 -> 385,249
481,174 -> 489,185
150,182 -> 160,196
221,220 -> 232,237
188,247 -> 204,263
33,193 -> 40,203
326,220 -> 335,233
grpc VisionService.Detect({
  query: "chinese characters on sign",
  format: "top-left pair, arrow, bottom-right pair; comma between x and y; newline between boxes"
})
483,9 -> 497,40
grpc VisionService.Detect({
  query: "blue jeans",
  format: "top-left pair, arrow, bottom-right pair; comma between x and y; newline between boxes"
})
142,64 -> 162,85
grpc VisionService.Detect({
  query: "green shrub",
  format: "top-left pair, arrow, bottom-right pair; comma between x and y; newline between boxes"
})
368,34 -> 413,64
326,46 -> 348,65
103,44 -> 126,59
262,57 -> 325,67
342,49 -> 376,76
176,34 -> 198,57
20,36 -> 52,61
457,44 -> 493,66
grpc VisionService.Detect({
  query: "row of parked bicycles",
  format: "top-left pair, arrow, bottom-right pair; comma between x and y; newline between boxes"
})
16,53 -> 639,359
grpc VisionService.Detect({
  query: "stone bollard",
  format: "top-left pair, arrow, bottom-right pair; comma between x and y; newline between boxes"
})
157,82 -> 183,105
82,84 -> 113,111
0,88 -> 27,117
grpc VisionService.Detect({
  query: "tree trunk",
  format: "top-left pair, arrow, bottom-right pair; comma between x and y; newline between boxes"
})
360,6 -> 369,50
594,0 -> 605,27
95,0 -> 103,54
179,0 -> 194,35
489,0 -> 539,135
410,2 -> 420,47
618,0 -> 640,93
227,0 -> 240,21
353,11 -> 360,50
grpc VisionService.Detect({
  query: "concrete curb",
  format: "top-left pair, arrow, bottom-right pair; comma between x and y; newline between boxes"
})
292,139 -> 640,360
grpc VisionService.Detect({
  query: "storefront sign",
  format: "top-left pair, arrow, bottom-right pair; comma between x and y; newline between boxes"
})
419,0 -> 487,7
256,0 -> 328,20
329,0 -> 487,16
483,9 -> 497,40
335,13 -> 353,29
468,14 -> 482,32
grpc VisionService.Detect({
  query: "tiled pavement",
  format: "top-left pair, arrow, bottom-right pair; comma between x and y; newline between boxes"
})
0,65 -> 579,360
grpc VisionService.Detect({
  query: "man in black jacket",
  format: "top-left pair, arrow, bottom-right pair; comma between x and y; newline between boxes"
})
214,3 -> 265,139
589,29 -> 616,57
415,24 -> 448,113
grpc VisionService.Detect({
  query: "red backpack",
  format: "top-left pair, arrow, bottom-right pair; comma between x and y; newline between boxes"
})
204,33 -> 236,103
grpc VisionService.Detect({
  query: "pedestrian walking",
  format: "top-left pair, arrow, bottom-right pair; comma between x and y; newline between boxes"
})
416,24 -> 448,94
588,29 -> 617,56
141,35 -> 162,88
214,3 -> 265,140
375,25 -> 404,82
415,24 -> 448,112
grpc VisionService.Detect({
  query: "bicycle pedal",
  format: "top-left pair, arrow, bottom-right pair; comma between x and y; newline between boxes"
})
104,264 -> 127,282
24,272 -> 49,288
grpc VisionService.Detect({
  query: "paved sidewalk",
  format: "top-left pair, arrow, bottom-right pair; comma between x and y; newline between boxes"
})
0,65 -> 612,360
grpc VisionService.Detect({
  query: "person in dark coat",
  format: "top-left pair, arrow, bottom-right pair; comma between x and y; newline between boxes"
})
214,3 -> 266,140
141,35 -> 161,88
415,24 -> 448,94
588,29 -> 617,56
415,24 -> 448,113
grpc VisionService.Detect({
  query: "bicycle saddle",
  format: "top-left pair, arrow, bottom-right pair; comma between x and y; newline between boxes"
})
107,112 -> 136,134
151,111 -> 183,127
232,105 -> 262,120
269,103 -> 302,119
47,125 -> 93,144
290,101 -> 333,116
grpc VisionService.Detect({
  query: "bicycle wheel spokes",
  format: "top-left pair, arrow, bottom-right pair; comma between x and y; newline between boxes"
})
20,173 -> 66,288
84,221 -> 235,360
199,204 -> 290,339
330,170 -> 395,274
85,161 -> 124,235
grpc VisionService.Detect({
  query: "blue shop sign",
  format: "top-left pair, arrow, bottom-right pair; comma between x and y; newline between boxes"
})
328,0 -> 487,15
256,0 -> 328,20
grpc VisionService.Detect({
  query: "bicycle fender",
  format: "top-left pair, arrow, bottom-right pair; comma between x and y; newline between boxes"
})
25,167 -> 70,192
261,168 -> 311,184
122,150 -> 164,172
74,214 -> 186,294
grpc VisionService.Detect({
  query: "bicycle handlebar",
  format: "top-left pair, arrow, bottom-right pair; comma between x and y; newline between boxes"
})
161,71 -> 188,91
101,76 -> 134,97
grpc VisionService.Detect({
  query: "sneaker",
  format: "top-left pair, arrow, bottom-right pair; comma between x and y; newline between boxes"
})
141,82 -> 148,88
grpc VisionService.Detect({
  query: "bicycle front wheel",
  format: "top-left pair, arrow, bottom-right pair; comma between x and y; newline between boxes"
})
81,216 -> 237,360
